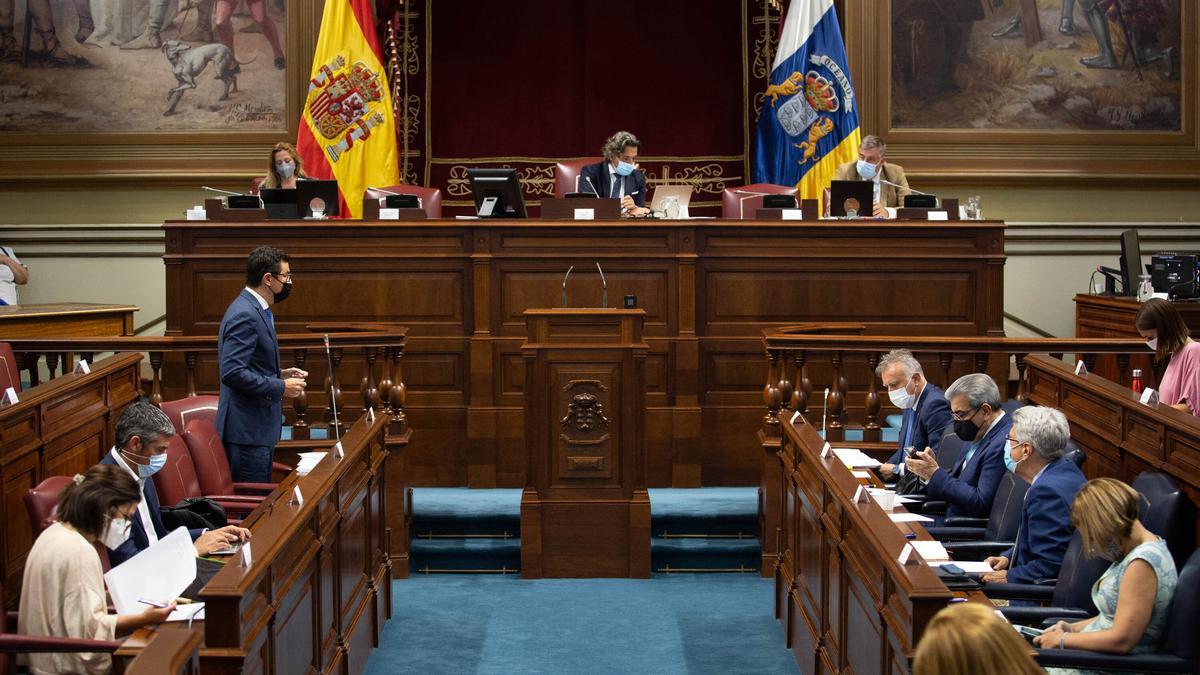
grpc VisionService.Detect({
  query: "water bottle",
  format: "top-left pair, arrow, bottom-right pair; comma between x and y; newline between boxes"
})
1137,274 -> 1153,302
1131,369 -> 1144,395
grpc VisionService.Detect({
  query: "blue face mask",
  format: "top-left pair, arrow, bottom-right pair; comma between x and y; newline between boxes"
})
126,450 -> 167,479
1004,439 -> 1023,473
856,160 -> 878,180
615,161 -> 636,177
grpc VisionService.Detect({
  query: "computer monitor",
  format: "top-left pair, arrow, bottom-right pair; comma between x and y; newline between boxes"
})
829,180 -> 875,218
259,188 -> 300,220
467,168 -> 527,218
296,179 -> 340,218
1097,229 -> 1143,296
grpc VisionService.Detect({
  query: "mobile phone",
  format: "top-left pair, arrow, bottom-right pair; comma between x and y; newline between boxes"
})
210,542 -> 243,556
940,563 -> 965,575
1016,625 -> 1045,639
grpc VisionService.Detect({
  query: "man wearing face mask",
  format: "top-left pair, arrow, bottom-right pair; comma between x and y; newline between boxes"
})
904,373 -> 1012,520
875,349 -> 953,483
980,407 -> 1086,585
101,403 -> 251,567
217,245 -> 308,483
832,135 -> 911,218
578,131 -> 651,218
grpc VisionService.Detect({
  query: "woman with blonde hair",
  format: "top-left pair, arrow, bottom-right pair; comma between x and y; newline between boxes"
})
1035,478 -> 1177,674
261,142 -> 309,190
913,601 -> 1042,675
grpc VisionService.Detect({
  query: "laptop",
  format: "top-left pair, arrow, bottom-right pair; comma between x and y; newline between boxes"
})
650,185 -> 694,218
829,180 -> 875,218
259,188 -> 300,220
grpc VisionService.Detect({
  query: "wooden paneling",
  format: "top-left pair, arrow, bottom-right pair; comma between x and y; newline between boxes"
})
165,219 -> 1005,488
0,352 -> 141,606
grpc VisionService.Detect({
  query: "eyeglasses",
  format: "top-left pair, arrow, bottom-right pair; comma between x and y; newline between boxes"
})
951,406 -> 979,422
273,272 -> 293,283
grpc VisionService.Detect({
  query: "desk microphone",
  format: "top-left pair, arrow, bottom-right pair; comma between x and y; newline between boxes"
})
822,387 -> 830,439
202,186 -> 242,196
584,175 -> 600,197
733,189 -> 775,219
878,178 -> 933,197
561,265 -> 574,307
323,334 -> 341,445
595,262 -> 608,308
368,187 -> 401,196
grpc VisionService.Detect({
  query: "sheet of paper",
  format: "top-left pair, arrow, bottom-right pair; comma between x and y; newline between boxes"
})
909,540 -> 949,562
866,487 -> 918,504
932,560 -> 994,574
165,603 -> 206,622
104,527 -> 197,615
851,470 -> 872,479
781,209 -> 804,221
927,210 -> 949,221
888,513 -> 935,523
295,451 -> 327,476
832,448 -> 882,468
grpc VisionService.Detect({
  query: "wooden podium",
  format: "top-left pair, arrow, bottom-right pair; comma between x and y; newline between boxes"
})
519,308 -> 651,578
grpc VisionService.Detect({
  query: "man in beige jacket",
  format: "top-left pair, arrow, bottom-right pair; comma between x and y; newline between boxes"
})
832,135 -> 910,217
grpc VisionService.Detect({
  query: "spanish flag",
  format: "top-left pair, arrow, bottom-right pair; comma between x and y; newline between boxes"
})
753,0 -> 860,200
296,0 -> 399,219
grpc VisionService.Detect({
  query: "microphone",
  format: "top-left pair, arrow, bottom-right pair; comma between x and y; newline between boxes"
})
733,189 -> 775,219
368,186 -> 402,196
202,186 -> 242,196
878,178 -> 932,197
595,262 -> 608,308
323,334 -> 341,445
584,175 -> 600,197
821,387 -> 830,439
561,265 -> 574,307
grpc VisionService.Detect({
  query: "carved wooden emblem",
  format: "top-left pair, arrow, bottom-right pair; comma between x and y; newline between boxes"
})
561,391 -> 609,432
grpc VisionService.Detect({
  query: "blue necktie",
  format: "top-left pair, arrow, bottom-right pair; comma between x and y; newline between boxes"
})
902,408 -> 915,449
611,173 -> 622,198
265,307 -> 275,333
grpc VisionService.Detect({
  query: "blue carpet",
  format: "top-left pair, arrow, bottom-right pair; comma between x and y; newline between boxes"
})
363,575 -> 799,675
649,488 -> 760,572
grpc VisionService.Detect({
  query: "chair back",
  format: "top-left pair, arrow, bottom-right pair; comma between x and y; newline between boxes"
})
720,183 -> 798,219
364,184 -> 443,218
554,158 -> 603,197
933,425 -> 965,474
1052,531 -> 1107,613
984,471 -> 1029,541
152,434 -> 203,507
1000,398 -> 1027,415
159,395 -> 219,436
1062,438 -> 1086,469
181,419 -> 236,497
249,176 -> 265,196
0,342 -> 20,393
1158,547 -> 1200,664
24,475 -> 74,541
1133,472 -> 1197,571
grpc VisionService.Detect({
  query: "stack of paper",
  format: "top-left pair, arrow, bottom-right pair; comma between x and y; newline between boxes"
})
295,452 -> 328,476
104,528 -> 197,615
832,448 -> 882,468
909,540 -> 950,563
888,512 -> 935,523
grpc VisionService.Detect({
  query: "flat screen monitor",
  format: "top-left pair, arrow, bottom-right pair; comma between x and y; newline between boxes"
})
296,179 -> 340,218
259,188 -> 300,220
467,168 -> 527,218
829,180 -> 875,218
1117,229 -> 1142,297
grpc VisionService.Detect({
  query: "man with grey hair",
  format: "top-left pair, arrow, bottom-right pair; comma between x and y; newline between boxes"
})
876,349 -> 952,482
578,131 -> 650,217
904,373 -> 1012,520
832,135 -> 911,216
981,406 -> 1086,585
100,402 -> 250,567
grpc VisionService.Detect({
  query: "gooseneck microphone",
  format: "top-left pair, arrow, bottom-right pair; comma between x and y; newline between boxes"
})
561,266 -> 574,307
878,178 -> 932,197
595,262 -> 608,308
323,334 -> 341,445
202,186 -> 242,196
584,175 -> 600,197
821,387 -> 830,439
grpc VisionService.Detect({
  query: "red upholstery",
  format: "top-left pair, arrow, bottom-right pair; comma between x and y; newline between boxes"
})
554,158 -> 604,197
153,435 -> 205,510
249,176 -> 266,196
0,578 -> 120,670
24,476 -> 73,541
364,185 -> 444,219
0,343 -> 20,394
720,183 -> 798,219
182,419 -> 276,498
159,395 -> 218,434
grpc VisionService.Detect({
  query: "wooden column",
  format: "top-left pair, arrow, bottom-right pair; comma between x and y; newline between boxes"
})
520,309 -> 651,578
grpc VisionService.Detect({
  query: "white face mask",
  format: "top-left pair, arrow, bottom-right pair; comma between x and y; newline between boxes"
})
1146,337 -> 1158,352
102,517 -> 132,549
888,385 -> 914,409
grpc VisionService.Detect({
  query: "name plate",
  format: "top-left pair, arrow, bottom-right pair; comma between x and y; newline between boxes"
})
574,208 -> 595,220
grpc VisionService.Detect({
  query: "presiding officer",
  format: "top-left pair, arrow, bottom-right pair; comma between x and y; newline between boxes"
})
579,131 -> 651,218
833,135 -> 911,217
217,245 -> 307,483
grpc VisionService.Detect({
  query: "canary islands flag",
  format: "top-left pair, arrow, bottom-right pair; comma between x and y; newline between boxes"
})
753,0 -> 860,200
297,0 -> 399,219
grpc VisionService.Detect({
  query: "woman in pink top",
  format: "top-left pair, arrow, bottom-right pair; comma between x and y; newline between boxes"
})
1135,299 -> 1199,416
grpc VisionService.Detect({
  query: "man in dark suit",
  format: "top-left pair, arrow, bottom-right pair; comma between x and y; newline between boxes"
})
216,246 -> 307,483
982,406 -> 1087,584
876,349 -> 953,482
102,402 -> 249,567
578,131 -> 650,217
905,373 -> 1011,519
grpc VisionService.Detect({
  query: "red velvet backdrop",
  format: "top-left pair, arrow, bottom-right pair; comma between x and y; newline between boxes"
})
379,1 -> 781,216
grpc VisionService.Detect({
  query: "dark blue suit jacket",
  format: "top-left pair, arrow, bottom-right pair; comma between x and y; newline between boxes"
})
578,161 -> 647,207
925,411 -> 1013,519
100,452 -> 202,567
886,382 -> 953,466
216,289 -> 284,447
1004,458 -> 1087,584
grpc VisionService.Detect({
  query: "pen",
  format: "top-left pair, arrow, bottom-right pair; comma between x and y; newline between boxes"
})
904,532 -> 917,539
628,190 -> 640,197
138,598 -> 167,608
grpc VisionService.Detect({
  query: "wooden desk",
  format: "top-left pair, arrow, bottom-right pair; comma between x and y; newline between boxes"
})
119,625 -> 202,675
165,218 -> 1005,488
0,351 -> 141,606
1025,354 -> 1200,541
1074,294 -> 1200,385
0,302 -> 137,338
774,414 -> 968,674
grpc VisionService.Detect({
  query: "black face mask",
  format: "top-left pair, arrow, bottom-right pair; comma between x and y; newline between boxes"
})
273,281 -> 292,304
952,419 -> 979,441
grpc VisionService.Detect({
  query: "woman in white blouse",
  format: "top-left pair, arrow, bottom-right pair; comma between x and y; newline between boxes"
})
18,465 -> 176,675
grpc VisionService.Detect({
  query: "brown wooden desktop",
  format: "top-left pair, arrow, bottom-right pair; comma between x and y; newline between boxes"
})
0,302 -> 137,338
164,217 -> 1006,492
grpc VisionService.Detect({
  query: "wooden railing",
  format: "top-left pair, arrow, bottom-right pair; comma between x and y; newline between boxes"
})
121,626 -> 202,675
4,324 -> 408,440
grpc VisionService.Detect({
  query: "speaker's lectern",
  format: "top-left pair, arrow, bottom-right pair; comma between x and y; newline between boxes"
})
520,308 -> 651,578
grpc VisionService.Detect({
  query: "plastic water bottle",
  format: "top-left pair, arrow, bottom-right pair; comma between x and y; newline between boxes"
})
1137,274 -> 1154,302
1132,369 -> 1144,395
